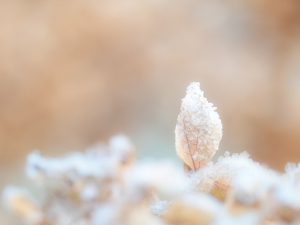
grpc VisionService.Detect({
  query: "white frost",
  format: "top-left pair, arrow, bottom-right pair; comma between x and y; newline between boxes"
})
150,200 -> 171,216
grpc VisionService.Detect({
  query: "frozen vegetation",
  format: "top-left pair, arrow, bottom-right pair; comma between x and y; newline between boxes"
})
3,82 -> 300,225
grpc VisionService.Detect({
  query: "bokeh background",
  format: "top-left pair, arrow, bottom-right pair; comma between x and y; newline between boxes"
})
1,0 -> 300,223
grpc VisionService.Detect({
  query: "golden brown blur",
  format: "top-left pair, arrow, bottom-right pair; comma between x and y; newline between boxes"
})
1,0 -> 300,223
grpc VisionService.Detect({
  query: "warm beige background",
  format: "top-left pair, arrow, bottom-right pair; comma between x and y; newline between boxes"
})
1,0 -> 300,223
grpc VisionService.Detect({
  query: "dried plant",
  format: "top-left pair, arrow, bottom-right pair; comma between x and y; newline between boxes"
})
3,82 -> 300,225
175,82 -> 222,171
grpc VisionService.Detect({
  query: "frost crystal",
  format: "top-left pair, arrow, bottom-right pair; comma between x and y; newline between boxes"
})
150,200 -> 171,216
175,82 -> 223,170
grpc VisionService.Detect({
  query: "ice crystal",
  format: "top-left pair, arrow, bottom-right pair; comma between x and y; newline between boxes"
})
150,200 -> 171,216
175,82 -> 223,170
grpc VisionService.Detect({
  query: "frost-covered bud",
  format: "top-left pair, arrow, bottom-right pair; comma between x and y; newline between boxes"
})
175,82 -> 223,170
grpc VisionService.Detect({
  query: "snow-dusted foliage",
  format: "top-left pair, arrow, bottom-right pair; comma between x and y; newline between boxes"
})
3,83 -> 300,225
175,82 -> 223,171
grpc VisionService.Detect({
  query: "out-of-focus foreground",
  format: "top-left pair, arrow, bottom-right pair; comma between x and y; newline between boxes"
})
1,0 -> 300,223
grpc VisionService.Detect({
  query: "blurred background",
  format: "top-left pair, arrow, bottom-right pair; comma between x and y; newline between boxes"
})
1,0 -> 300,223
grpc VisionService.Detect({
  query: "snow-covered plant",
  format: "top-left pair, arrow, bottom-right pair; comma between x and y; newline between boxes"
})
3,82 -> 300,225
175,82 -> 223,171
